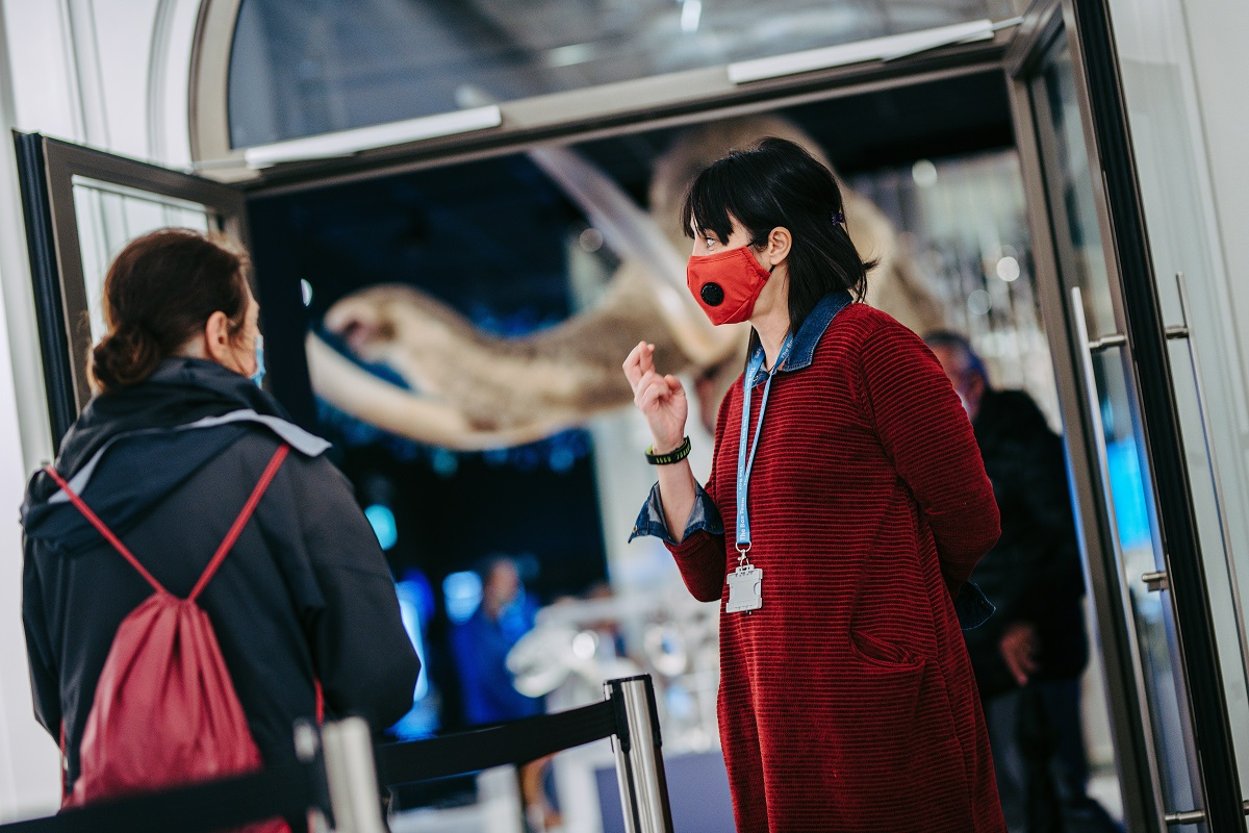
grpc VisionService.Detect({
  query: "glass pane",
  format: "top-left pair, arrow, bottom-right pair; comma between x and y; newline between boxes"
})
1096,347 -> 1202,812
227,0 -> 1015,147
1038,47 -> 1118,340
1104,0 -> 1249,792
70,177 -> 214,343
849,151 -> 1060,418
1033,33 -> 1203,819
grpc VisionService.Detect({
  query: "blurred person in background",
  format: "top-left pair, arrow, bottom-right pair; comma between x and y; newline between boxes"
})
452,556 -> 543,725
451,555 -> 554,831
926,330 -> 1121,833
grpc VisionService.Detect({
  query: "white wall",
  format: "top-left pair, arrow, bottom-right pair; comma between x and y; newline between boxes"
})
0,2 -> 68,819
0,0 -> 201,819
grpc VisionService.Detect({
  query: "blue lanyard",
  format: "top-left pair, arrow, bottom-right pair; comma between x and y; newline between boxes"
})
736,332 -> 794,553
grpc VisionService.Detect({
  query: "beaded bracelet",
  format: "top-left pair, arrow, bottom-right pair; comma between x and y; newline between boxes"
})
645,436 -> 692,465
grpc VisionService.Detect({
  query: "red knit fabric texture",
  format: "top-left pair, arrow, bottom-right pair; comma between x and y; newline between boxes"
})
668,303 -> 1005,833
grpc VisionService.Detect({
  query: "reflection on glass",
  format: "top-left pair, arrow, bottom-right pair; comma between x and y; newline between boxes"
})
1036,34 -> 1201,817
72,178 -> 212,343
1097,350 -> 1201,812
228,0 -> 1014,147
848,150 -> 1060,422
1107,0 -> 1249,788
1041,48 -> 1117,339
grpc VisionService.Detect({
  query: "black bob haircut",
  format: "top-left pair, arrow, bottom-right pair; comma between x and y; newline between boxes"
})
681,136 -> 875,335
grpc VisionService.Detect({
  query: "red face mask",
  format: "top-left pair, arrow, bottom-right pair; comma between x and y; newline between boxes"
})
686,246 -> 772,326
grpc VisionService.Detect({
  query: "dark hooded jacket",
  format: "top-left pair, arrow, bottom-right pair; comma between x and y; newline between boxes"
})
963,388 -> 1089,699
21,358 -> 420,792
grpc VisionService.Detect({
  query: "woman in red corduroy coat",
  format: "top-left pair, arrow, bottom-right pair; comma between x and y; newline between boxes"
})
624,137 -> 1006,832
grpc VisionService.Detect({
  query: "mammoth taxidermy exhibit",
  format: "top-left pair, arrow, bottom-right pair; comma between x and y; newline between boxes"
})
305,115 -> 945,450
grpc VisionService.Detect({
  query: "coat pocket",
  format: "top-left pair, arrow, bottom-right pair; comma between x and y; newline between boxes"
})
829,634 -> 931,829
850,630 -> 923,671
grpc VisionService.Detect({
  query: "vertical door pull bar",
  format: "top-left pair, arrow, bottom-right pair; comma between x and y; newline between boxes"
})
1070,286 -> 1175,828
1169,272 -> 1249,700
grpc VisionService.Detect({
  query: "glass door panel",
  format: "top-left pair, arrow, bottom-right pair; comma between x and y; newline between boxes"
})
14,134 -> 246,447
1100,0 -> 1249,798
1037,47 -> 1117,339
1018,23 -> 1213,831
71,177 -> 215,345
1089,342 -> 1201,819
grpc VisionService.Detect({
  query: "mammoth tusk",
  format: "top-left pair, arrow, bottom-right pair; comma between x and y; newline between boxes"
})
305,332 -> 573,450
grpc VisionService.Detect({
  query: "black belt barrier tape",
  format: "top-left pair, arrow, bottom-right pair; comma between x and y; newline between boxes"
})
378,699 -> 620,785
0,689 -> 636,831
0,759 -> 320,833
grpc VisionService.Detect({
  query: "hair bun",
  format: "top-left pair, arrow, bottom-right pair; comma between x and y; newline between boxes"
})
89,325 -> 162,392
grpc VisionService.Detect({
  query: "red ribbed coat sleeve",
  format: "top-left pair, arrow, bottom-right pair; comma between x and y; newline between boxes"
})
857,322 -> 1001,591
667,391 -> 733,603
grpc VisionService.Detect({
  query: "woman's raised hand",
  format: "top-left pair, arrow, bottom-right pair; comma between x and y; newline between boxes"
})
623,341 -> 688,452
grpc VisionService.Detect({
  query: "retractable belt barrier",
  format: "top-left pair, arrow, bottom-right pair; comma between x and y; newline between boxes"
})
365,675 -> 675,833
377,699 -> 617,783
0,675 -> 673,833
0,753 -> 324,833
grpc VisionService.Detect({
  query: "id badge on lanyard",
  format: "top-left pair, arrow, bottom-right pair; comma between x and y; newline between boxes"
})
727,333 -> 793,615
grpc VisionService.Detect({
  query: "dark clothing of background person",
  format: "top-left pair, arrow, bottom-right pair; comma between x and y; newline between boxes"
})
21,358 -> 421,793
964,387 -> 1120,833
963,388 -> 1088,697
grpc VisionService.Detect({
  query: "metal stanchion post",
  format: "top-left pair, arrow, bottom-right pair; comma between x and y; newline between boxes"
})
321,717 -> 388,833
605,676 -> 674,833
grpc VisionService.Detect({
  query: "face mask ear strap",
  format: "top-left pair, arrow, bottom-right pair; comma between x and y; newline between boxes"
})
251,333 -> 266,388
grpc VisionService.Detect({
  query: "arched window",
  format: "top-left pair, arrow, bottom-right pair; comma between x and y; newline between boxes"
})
201,0 -> 1014,155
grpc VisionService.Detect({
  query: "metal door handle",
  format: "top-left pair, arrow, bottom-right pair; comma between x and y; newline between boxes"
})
1088,333 -> 1127,351
1163,799 -> 1249,823
1070,286 -> 1175,826
1167,273 -> 1249,695
1164,808 -> 1205,824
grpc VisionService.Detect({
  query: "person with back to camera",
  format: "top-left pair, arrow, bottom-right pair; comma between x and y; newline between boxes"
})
925,331 -> 1122,833
20,229 -> 420,821
623,137 -> 1006,833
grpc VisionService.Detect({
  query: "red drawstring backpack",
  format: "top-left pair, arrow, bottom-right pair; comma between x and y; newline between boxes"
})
43,444 -> 291,832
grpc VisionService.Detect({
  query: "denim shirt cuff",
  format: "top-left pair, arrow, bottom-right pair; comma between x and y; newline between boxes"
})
629,481 -> 724,545
956,581 -> 996,631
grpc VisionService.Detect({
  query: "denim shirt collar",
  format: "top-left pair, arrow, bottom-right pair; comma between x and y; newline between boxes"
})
748,290 -> 853,382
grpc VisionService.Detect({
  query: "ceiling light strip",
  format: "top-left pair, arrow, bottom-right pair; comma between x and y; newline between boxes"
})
727,19 -> 1002,84
243,105 -> 503,169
